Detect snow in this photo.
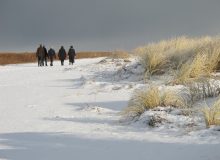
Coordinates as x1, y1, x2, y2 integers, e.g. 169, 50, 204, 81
0, 58, 220, 160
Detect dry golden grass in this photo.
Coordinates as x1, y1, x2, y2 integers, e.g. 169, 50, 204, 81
137, 86, 161, 109
75, 51, 113, 59
135, 36, 212, 57
109, 50, 131, 60
202, 98, 220, 128
121, 86, 187, 118
135, 36, 220, 78
121, 86, 161, 118
161, 90, 187, 108
0, 52, 36, 65
139, 49, 168, 75
0, 51, 114, 65
173, 54, 211, 84
203, 42, 220, 71
135, 36, 212, 73
173, 41, 220, 84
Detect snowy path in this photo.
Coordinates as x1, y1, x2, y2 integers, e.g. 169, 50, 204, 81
0, 58, 220, 160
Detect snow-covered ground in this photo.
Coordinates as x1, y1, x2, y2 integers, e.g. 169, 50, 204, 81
0, 58, 220, 160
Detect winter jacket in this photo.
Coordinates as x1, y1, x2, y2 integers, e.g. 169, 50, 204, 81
58, 47, 66, 60
68, 48, 76, 58
43, 46, 48, 58
48, 48, 56, 58
36, 46, 45, 58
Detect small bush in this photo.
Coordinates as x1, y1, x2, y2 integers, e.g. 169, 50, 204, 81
202, 98, 220, 128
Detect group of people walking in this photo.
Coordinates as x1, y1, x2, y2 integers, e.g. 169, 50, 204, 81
36, 45, 76, 66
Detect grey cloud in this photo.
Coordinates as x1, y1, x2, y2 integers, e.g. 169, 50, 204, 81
0, 0, 220, 51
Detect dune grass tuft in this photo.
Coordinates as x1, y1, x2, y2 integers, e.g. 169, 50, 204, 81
135, 36, 213, 76
202, 98, 220, 128
173, 53, 210, 84
135, 36, 220, 82
121, 86, 187, 118
139, 49, 168, 76
173, 41, 220, 84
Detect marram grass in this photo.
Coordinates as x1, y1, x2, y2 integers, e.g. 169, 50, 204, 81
121, 86, 187, 118
202, 98, 220, 128
136, 36, 220, 83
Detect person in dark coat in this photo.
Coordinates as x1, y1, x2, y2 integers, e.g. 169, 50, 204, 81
48, 47, 56, 66
43, 45, 48, 66
36, 44, 45, 66
68, 46, 76, 65
58, 46, 66, 66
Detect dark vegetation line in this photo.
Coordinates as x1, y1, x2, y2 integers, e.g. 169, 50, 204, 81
0, 52, 113, 65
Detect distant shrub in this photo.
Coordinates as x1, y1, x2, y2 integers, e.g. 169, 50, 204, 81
0, 51, 114, 65
109, 50, 131, 60
0, 53, 36, 65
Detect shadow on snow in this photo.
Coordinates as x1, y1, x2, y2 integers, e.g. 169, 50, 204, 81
0, 132, 219, 160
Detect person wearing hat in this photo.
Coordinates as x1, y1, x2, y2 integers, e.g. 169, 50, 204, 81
68, 45, 76, 65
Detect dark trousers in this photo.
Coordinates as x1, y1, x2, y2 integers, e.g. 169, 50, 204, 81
38, 57, 44, 66
69, 57, 74, 65
38, 57, 40, 66
45, 57, 48, 66
61, 60, 64, 66
49, 57, 54, 66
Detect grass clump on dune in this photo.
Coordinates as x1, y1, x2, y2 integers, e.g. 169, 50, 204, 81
173, 53, 210, 84
202, 98, 220, 128
135, 36, 220, 82
121, 86, 187, 118
139, 48, 168, 75
135, 36, 213, 76
173, 41, 220, 84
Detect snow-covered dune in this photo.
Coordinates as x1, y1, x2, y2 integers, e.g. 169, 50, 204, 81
0, 58, 220, 160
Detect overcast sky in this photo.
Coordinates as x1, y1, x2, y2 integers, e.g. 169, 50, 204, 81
0, 0, 220, 52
